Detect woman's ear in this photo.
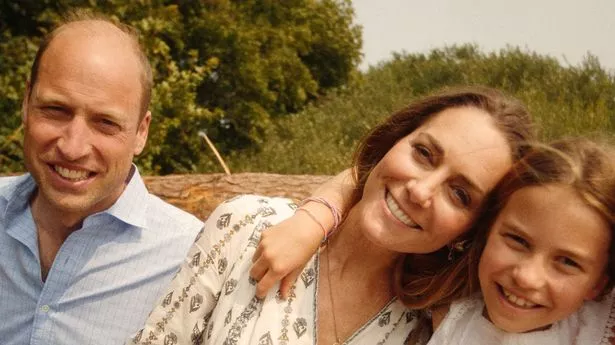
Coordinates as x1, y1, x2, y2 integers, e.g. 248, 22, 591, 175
585, 275, 608, 301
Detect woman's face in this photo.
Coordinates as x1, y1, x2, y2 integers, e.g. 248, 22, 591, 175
355, 106, 513, 254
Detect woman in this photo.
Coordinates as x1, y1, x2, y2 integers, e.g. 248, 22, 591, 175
129, 86, 533, 344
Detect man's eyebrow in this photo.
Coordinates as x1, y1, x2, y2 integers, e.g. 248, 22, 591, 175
34, 92, 68, 105
418, 132, 485, 196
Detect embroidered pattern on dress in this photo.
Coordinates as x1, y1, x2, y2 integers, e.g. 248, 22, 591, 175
258, 332, 274, 345
189, 294, 203, 312
223, 296, 263, 345
376, 310, 418, 345
279, 286, 298, 345
293, 317, 308, 338
135, 205, 276, 343
300, 267, 316, 288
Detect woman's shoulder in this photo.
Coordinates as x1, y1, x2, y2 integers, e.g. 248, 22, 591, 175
210, 194, 297, 221
201, 195, 298, 248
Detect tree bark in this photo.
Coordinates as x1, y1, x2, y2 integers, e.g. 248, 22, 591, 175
143, 173, 331, 220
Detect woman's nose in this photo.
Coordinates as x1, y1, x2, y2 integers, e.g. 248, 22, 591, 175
407, 169, 447, 208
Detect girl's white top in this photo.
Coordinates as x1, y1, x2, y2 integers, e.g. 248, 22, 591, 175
427, 292, 615, 345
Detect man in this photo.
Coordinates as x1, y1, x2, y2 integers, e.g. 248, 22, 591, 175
0, 11, 203, 345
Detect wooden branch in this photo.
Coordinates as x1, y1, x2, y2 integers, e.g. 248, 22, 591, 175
143, 173, 331, 220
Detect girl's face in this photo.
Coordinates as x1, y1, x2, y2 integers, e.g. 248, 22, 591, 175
355, 106, 512, 254
479, 184, 611, 333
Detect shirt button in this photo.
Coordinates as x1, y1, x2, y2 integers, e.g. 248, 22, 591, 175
40, 305, 50, 313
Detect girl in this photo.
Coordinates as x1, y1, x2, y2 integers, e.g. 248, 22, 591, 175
129, 86, 533, 345
425, 138, 615, 344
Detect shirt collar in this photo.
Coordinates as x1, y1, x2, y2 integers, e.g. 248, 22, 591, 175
0, 174, 37, 221
0, 165, 150, 230
102, 164, 149, 229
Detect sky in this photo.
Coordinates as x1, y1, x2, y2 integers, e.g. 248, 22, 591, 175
351, 0, 615, 72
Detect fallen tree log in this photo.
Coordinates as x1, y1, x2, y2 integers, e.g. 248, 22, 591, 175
143, 173, 331, 220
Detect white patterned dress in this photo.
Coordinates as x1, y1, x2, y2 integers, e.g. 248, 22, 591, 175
129, 195, 418, 345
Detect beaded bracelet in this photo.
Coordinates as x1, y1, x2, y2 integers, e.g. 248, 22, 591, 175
299, 196, 342, 240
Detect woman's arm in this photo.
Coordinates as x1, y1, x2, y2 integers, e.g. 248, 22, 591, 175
250, 169, 355, 298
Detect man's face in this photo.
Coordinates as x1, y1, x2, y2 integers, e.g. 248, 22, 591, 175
22, 23, 151, 222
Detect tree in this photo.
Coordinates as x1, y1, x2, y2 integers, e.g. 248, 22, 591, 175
0, 0, 362, 174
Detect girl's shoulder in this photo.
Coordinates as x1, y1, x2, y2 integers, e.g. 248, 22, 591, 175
576, 289, 615, 345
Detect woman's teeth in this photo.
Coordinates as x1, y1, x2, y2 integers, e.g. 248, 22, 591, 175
386, 192, 420, 228
54, 165, 89, 181
502, 287, 537, 308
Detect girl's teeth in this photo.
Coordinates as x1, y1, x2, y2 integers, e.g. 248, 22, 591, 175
54, 165, 89, 181
502, 288, 537, 308
386, 192, 420, 228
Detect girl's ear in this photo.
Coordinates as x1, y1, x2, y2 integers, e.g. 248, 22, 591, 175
585, 275, 608, 301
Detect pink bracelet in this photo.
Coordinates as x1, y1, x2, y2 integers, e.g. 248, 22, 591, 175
295, 208, 328, 241
300, 197, 342, 239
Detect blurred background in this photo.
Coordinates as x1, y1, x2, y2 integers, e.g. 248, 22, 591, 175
1, 0, 613, 176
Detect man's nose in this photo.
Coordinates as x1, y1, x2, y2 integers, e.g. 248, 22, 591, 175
56, 118, 92, 161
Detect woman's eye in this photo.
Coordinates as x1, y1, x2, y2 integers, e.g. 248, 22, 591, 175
451, 186, 471, 207
412, 144, 433, 164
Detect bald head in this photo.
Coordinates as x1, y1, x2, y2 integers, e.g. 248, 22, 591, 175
28, 12, 152, 118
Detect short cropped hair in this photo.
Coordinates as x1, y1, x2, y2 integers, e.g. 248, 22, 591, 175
28, 9, 153, 119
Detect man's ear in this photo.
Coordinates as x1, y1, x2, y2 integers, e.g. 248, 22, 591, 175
22, 81, 31, 124
585, 274, 608, 301
134, 110, 151, 155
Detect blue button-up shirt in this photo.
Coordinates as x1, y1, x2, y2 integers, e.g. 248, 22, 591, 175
0, 168, 204, 345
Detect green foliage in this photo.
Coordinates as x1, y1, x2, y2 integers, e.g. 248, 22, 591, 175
231, 45, 615, 174
0, 0, 362, 174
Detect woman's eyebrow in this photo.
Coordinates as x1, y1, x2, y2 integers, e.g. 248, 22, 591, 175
458, 175, 485, 196
419, 132, 485, 196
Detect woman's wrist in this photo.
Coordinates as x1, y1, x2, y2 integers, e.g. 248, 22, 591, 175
297, 198, 340, 241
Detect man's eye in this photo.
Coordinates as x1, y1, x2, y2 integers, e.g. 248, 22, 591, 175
101, 119, 118, 127
43, 106, 65, 114
96, 118, 122, 134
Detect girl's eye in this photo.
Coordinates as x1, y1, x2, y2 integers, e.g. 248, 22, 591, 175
558, 256, 581, 270
504, 233, 529, 249
450, 186, 471, 207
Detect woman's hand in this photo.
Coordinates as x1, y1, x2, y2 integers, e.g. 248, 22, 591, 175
250, 169, 355, 299
250, 210, 324, 299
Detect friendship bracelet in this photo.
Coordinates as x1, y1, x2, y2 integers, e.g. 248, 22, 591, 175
300, 196, 342, 239
295, 208, 328, 241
